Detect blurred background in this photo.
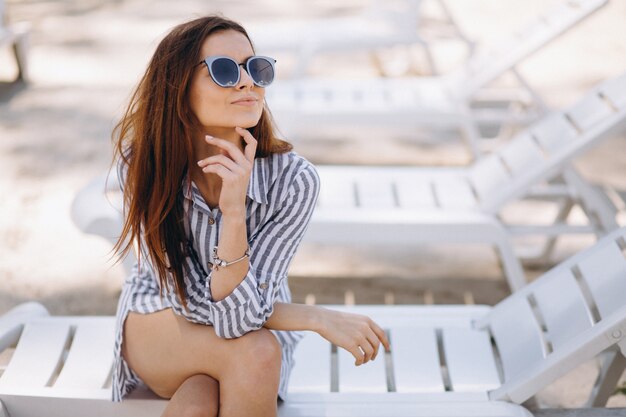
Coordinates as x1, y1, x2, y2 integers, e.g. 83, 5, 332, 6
1, 0, 625, 407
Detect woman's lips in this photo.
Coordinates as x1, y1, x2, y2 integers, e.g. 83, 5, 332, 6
232, 99, 258, 107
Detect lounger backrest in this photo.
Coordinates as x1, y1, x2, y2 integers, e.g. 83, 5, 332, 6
467, 71, 626, 214
448, 0, 608, 98
477, 226, 626, 403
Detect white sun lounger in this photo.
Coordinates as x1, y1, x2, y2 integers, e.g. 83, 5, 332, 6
0, 0, 29, 82
248, 0, 474, 78
1, 227, 625, 416
70, 71, 626, 292
264, 0, 608, 159
304, 71, 626, 291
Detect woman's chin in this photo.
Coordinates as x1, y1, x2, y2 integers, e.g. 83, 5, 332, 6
231, 117, 260, 129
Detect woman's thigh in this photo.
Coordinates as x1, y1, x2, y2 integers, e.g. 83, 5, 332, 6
121, 307, 280, 398
122, 308, 223, 397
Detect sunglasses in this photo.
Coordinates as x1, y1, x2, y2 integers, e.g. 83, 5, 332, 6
197, 55, 276, 88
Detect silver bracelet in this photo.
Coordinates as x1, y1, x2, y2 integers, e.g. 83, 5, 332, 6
211, 246, 250, 271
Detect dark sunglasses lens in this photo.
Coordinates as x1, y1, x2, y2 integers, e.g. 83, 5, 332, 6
248, 58, 274, 86
210, 58, 239, 87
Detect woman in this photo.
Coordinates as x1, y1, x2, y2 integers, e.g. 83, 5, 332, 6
110, 15, 390, 417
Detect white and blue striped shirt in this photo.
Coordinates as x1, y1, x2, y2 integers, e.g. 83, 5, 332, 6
111, 150, 320, 402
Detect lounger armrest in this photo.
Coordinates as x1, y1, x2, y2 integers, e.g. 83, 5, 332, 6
70, 172, 123, 242
0, 302, 49, 351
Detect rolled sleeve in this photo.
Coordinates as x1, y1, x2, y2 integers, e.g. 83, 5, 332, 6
205, 164, 320, 339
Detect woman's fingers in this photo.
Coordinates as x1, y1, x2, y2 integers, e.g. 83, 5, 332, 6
365, 329, 381, 361
235, 126, 258, 163
198, 154, 243, 174
351, 345, 366, 366
370, 320, 391, 352
205, 135, 249, 168
359, 338, 375, 364
199, 163, 234, 181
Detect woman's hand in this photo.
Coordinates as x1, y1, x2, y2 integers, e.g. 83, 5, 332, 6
196, 126, 257, 217
316, 308, 391, 366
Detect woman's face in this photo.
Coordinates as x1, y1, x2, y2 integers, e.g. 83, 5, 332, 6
189, 29, 265, 132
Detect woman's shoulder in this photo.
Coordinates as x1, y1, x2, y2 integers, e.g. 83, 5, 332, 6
263, 150, 319, 188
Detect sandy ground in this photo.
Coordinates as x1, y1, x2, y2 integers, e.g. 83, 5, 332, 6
1, 0, 625, 409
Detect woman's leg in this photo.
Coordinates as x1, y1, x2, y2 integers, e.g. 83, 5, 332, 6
161, 374, 219, 417
122, 308, 282, 417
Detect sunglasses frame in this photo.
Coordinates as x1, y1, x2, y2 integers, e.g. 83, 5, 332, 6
196, 55, 277, 88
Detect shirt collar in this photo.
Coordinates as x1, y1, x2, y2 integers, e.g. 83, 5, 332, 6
182, 157, 269, 205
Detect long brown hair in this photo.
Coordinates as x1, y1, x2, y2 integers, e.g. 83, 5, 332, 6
110, 15, 292, 312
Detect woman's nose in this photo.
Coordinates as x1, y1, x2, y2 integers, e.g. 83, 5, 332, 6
237, 65, 254, 89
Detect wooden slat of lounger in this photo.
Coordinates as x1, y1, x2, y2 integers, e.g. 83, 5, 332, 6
443, 328, 500, 392
359, 87, 387, 111
498, 133, 546, 177
288, 331, 331, 393
531, 114, 578, 155
390, 327, 444, 393
389, 88, 417, 108
602, 73, 626, 109
468, 154, 511, 205
394, 176, 437, 209
577, 238, 626, 319
316, 168, 356, 209
566, 92, 614, 132
488, 297, 546, 381
300, 88, 328, 111
355, 173, 396, 209
338, 339, 387, 393
54, 319, 115, 389
0, 321, 70, 388
434, 177, 477, 209
532, 269, 593, 350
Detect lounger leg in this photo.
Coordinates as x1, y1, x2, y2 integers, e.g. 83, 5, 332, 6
459, 106, 482, 161
0, 401, 9, 417
562, 167, 618, 236
585, 347, 626, 407
510, 67, 549, 115
421, 42, 438, 75
493, 232, 526, 292
10, 22, 30, 82
522, 198, 575, 267
13, 37, 28, 81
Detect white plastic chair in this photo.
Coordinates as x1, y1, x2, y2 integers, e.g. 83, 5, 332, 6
0, 0, 29, 82
1, 227, 625, 416
305, 71, 626, 292
264, 0, 609, 159
248, 0, 474, 78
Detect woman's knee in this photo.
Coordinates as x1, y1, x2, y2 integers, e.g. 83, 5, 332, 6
231, 328, 282, 373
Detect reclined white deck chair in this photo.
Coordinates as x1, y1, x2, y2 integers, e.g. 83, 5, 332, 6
305, 71, 626, 292
1, 227, 625, 416
70, 71, 626, 293
248, 0, 473, 78
0, 0, 29, 82
264, 0, 608, 159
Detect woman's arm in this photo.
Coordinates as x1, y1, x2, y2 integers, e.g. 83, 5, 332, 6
264, 302, 391, 366
198, 129, 255, 301
195, 128, 321, 339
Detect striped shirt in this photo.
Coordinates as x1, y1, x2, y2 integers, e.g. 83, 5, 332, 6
111, 150, 320, 402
